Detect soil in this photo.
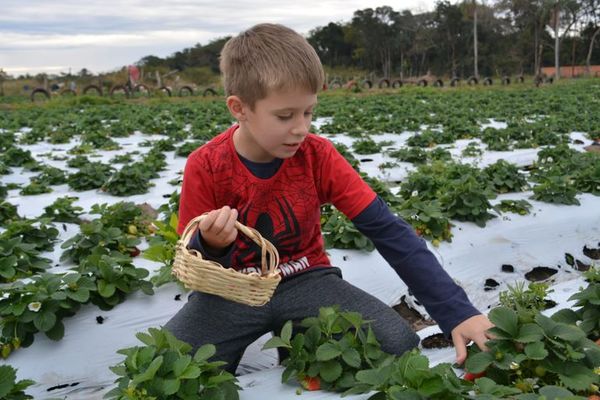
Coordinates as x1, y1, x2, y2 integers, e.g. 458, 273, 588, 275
501, 264, 514, 273
525, 266, 558, 282
421, 333, 454, 349
583, 245, 600, 260
393, 299, 436, 332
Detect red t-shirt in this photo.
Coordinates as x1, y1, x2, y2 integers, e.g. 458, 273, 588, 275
177, 125, 376, 277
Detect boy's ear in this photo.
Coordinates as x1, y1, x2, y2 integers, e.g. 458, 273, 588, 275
226, 96, 247, 121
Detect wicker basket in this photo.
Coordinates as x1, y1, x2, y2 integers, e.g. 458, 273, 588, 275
172, 214, 281, 306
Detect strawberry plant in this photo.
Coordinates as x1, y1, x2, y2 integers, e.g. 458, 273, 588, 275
20, 180, 52, 196
75, 253, 153, 310
90, 201, 156, 237
158, 191, 181, 223
110, 153, 135, 164
60, 220, 141, 264
573, 157, 600, 196
106, 327, 239, 400
440, 176, 497, 227
349, 348, 472, 399
333, 142, 360, 171
465, 306, 600, 397
483, 160, 528, 193
0, 237, 51, 283
0, 364, 35, 399
175, 141, 204, 158
67, 162, 114, 191
42, 196, 83, 223
352, 138, 383, 155
32, 165, 67, 186
102, 164, 154, 196
144, 214, 179, 287
0, 201, 20, 226
263, 306, 392, 392
321, 207, 374, 251
1, 147, 35, 167
66, 155, 91, 169
531, 176, 580, 205
388, 147, 429, 164
496, 199, 532, 215
0, 218, 59, 252
462, 142, 484, 157
0, 272, 95, 357
397, 197, 453, 245
139, 148, 168, 175
554, 266, 600, 341
0, 184, 8, 201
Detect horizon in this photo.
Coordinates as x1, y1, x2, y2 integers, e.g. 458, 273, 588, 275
0, 1, 436, 78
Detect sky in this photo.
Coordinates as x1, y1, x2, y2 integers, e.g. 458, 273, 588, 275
0, 1, 436, 77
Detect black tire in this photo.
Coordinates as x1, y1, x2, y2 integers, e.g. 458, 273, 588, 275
202, 88, 217, 97
501, 76, 510, 85
179, 85, 194, 96
450, 78, 460, 87
417, 79, 428, 87
391, 79, 403, 88
158, 86, 172, 96
483, 77, 493, 85
60, 89, 77, 96
467, 76, 478, 85
361, 80, 373, 89
109, 84, 130, 98
329, 80, 342, 89
377, 78, 390, 89
83, 84, 103, 96
132, 84, 151, 96
433, 79, 443, 87
517, 75, 524, 83
30, 88, 50, 102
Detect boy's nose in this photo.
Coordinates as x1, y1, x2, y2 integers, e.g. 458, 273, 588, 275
291, 120, 309, 136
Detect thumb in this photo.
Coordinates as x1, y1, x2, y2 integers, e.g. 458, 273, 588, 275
452, 331, 468, 365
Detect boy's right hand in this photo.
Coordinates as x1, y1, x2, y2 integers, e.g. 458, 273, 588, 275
198, 206, 238, 251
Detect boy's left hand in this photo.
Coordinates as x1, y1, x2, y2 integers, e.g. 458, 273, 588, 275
450, 314, 494, 365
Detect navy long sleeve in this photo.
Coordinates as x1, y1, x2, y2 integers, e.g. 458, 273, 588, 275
351, 196, 481, 335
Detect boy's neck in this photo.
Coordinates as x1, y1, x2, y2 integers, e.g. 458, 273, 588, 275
232, 124, 276, 163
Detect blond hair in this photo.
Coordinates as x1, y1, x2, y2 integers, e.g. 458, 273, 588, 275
220, 23, 324, 108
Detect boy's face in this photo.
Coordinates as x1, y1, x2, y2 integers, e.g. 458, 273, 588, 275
231, 87, 317, 163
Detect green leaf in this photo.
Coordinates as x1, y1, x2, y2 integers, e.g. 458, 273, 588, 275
516, 323, 544, 343
131, 355, 163, 384
179, 365, 201, 380
319, 360, 342, 382
524, 342, 548, 360
316, 342, 342, 361
355, 368, 387, 386
97, 280, 116, 298
262, 336, 290, 350
280, 320, 292, 344
341, 348, 361, 368
162, 378, 181, 395
34, 310, 57, 332
0, 365, 17, 398
464, 351, 494, 374
45, 320, 65, 341
488, 306, 518, 337
173, 355, 192, 377
67, 288, 90, 303
136, 331, 155, 347
193, 344, 216, 363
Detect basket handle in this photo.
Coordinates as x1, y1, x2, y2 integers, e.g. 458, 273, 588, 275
179, 214, 280, 276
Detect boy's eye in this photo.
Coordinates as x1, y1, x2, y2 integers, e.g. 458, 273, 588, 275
277, 114, 293, 120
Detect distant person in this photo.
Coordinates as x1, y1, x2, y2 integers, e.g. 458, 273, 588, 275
166, 23, 494, 374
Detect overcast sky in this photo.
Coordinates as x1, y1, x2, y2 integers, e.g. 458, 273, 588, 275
1, 0, 436, 77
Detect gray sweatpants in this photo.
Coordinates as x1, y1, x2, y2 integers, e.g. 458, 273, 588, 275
164, 267, 419, 374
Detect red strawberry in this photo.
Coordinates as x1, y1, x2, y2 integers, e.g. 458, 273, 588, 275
463, 371, 486, 381
129, 247, 141, 257
301, 376, 321, 391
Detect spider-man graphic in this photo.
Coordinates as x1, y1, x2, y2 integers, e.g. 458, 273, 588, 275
234, 197, 303, 267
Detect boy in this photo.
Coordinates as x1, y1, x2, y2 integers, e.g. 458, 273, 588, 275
166, 23, 493, 375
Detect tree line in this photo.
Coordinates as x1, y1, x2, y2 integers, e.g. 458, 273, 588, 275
138, 1, 600, 81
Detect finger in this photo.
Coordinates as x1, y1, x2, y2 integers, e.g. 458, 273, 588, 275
219, 208, 238, 241
212, 206, 233, 235
473, 334, 490, 353
199, 210, 218, 232
452, 332, 468, 365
